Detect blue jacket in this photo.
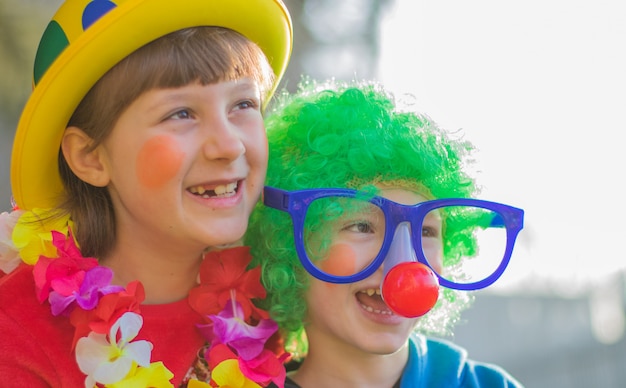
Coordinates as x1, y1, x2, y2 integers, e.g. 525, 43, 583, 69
283, 334, 523, 387
400, 334, 523, 387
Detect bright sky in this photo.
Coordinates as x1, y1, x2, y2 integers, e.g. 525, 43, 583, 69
379, 0, 626, 295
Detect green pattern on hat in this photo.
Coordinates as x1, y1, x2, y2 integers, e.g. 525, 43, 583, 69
33, 21, 69, 86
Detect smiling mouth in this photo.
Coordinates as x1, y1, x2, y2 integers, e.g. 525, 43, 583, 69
188, 182, 239, 198
357, 288, 394, 315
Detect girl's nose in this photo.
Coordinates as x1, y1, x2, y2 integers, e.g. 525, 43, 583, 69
201, 116, 245, 161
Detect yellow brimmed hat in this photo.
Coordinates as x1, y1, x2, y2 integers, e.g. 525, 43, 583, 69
11, 0, 292, 211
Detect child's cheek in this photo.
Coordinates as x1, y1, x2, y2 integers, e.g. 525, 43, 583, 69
320, 243, 358, 284
136, 135, 184, 189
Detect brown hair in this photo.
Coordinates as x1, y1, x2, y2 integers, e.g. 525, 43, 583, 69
59, 26, 274, 259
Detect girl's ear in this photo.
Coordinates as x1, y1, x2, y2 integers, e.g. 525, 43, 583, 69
61, 127, 110, 187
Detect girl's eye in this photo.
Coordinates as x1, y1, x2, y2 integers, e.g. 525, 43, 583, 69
169, 109, 192, 120
235, 99, 259, 111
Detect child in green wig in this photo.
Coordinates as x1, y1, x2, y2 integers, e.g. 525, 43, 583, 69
245, 79, 525, 387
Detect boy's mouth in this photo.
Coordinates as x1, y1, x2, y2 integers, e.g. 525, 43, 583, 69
356, 288, 394, 315
188, 182, 238, 198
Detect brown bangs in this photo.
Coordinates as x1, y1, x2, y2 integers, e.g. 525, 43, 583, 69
68, 26, 274, 144
130, 26, 274, 93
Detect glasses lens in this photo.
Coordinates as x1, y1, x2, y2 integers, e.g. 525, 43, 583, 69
303, 195, 385, 277
425, 205, 507, 284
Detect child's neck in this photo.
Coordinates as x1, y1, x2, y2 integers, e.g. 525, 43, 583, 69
292, 339, 409, 388
100, 243, 203, 305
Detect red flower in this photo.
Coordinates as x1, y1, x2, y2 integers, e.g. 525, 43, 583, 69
188, 247, 268, 321
69, 281, 145, 349
206, 343, 237, 367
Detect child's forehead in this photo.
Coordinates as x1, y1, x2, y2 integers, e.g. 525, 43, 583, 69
351, 178, 435, 201
376, 187, 431, 206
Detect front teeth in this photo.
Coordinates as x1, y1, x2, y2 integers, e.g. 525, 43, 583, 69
360, 288, 381, 296
214, 182, 237, 195
189, 182, 237, 198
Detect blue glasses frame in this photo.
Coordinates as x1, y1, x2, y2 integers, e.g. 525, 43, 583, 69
263, 186, 525, 290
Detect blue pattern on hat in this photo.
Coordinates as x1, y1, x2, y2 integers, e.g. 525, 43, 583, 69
83, 0, 117, 30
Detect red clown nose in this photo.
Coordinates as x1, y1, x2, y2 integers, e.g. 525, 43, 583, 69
382, 262, 439, 317
380, 222, 440, 317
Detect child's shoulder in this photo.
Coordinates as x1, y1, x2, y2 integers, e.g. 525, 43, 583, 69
0, 264, 35, 302
0, 264, 67, 330
0, 264, 82, 385
407, 334, 524, 387
0, 264, 49, 321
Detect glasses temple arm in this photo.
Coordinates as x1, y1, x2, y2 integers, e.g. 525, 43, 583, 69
263, 186, 289, 211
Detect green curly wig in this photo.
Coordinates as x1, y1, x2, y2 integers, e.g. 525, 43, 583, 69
246, 79, 480, 357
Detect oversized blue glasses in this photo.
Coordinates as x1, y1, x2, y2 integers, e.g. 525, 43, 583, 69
263, 186, 525, 290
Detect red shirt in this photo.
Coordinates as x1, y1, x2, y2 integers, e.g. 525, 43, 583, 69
0, 264, 206, 387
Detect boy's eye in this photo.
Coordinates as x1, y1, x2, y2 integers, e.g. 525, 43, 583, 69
343, 221, 375, 234
422, 225, 440, 238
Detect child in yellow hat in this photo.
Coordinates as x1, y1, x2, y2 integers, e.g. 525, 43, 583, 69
0, 0, 292, 387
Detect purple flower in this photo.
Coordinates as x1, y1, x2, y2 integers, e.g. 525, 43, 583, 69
198, 300, 278, 360
49, 266, 124, 316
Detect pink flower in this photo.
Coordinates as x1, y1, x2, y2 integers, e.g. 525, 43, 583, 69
32, 230, 123, 316
206, 344, 287, 388
33, 230, 99, 303
239, 349, 288, 388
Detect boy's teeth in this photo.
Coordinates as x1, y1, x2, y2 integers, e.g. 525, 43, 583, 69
360, 303, 393, 315
361, 288, 381, 296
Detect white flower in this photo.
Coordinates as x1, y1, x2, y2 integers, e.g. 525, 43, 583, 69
76, 312, 153, 387
0, 210, 24, 273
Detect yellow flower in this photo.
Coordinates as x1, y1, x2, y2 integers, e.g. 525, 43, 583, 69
211, 359, 261, 388
106, 362, 174, 388
188, 379, 212, 388
12, 208, 71, 264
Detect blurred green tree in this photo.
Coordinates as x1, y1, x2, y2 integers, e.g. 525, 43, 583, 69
0, 1, 60, 129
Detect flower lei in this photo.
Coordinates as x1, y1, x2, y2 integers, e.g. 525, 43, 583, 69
0, 207, 288, 388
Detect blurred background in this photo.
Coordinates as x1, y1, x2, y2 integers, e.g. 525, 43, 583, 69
1, 1, 625, 386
